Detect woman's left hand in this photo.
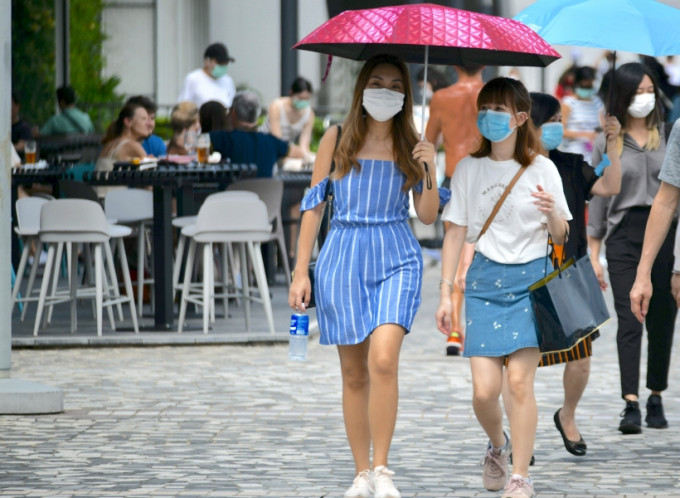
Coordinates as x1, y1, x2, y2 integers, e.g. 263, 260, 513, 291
531, 184, 556, 215
412, 141, 436, 170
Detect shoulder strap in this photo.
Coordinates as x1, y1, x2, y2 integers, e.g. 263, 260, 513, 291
477, 165, 528, 241
61, 109, 87, 133
664, 121, 673, 144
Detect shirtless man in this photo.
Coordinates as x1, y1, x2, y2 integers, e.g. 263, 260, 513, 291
426, 64, 484, 355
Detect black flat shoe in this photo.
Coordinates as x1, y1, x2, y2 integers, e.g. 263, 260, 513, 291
554, 408, 587, 456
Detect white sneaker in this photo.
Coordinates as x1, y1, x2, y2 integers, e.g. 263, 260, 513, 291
344, 469, 373, 498
373, 465, 401, 498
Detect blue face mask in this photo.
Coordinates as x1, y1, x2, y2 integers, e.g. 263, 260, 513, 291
211, 64, 229, 79
541, 122, 564, 150
477, 109, 516, 142
292, 98, 310, 110
575, 87, 594, 100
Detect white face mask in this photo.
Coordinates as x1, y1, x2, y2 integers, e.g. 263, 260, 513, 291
628, 93, 656, 118
362, 88, 405, 122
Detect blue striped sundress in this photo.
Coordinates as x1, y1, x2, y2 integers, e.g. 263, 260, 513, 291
300, 159, 423, 345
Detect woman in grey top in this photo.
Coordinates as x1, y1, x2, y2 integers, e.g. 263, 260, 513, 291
587, 62, 677, 435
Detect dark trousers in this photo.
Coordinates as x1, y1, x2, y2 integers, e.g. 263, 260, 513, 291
606, 207, 677, 398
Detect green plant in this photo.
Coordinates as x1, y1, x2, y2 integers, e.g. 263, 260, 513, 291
11, 0, 56, 127
11, 0, 122, 132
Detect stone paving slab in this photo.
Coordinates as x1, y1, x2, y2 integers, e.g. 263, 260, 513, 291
2, 263, 680, 496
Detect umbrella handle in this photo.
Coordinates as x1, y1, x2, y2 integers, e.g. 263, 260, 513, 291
421, 46, 432, 190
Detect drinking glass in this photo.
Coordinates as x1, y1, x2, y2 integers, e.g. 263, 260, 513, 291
196, 133, 211, 164
184, 130, 197, 155
24, 140, 37, 164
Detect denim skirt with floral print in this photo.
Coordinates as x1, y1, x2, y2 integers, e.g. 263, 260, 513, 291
463, 252, 547, 358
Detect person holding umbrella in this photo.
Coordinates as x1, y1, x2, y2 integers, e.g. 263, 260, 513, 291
436, 77, 571, 497
289, 54, 439, 498
588, 62, 677, 435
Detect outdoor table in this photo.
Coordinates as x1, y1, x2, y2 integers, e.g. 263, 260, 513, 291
81, 161, 257, 330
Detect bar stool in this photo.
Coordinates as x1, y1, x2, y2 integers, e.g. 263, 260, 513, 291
33, 199, 139, 336
177, 197, 275, 334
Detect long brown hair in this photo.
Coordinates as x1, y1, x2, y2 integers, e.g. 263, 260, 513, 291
334, 55, 421, 191
102, 102, 144, 145
471, 77, 543, 166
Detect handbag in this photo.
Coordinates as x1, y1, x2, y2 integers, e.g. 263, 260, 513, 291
306, 125, 342, 308
529, 240, 610, 353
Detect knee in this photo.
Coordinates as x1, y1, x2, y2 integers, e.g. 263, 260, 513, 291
473, 385, 500, 406
565, 357, 590, 377
505, 373, 534, 403
369, 352, 398, 380
342, 364, 370, 391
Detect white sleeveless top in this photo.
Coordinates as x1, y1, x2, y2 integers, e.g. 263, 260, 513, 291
259, 99, 311, 142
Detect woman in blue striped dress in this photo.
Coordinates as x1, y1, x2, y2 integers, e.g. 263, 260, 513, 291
289, 55, 440, 498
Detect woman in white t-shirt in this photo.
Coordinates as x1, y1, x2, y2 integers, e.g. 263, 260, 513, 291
435, 77, 571, 498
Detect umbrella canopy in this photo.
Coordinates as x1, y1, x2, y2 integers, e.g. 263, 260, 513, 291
294, 3, 561, 67
514, 0, 680, 56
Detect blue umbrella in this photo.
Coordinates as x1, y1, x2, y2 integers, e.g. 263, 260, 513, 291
514, 0, 680, 56
514, 0, 680, 174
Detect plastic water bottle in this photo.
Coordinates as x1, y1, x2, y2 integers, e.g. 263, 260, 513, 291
289, 311, 309, 361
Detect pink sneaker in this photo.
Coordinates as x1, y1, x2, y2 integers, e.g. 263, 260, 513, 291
343, 469, 373, 498
501, 474, 536, 498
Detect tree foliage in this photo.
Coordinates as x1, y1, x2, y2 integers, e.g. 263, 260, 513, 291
11, 0, 121, 131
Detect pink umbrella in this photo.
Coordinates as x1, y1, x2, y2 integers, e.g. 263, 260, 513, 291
294, 3, 560, 138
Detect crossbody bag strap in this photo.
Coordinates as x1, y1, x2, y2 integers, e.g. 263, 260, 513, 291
477, 165, 528, 242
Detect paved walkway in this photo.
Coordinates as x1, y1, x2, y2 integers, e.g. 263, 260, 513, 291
3, 262, 680, 496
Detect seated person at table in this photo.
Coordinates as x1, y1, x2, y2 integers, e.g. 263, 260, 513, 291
209, 91, 304, 177
96, 102, 149, 171
259, 76, 315, 160
167, 101, 201, 155
199, 100, 229, 133
11, 92, 34, 153
40, 85, 95, 136
126, 95, 167, 157
178, 42, 236, 109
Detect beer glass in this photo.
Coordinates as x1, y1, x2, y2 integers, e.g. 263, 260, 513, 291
24, 140, 37, 164
197, 133, 211, 164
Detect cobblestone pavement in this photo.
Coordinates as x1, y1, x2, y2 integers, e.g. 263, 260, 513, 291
3, 263, 680, 497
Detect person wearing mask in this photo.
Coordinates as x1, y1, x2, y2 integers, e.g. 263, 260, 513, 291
40, 85, 95, 136
126, 95, 167, 157
560, 66, 606, 165
289, 55, 439, 498
210, 91, 305, 177
11, 92, 34, 153
260, 76, 316, 159
520, 92, 621, 458
199, 100, 229, 133
425, 64, 485, 356
167, 102, 201, 156
436, 77, 571, 497
178, 42, 236, 109
588, 62, 678, 435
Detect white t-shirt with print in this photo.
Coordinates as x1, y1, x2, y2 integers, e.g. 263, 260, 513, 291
177, 68, 236, 108
442, 154, 572, 264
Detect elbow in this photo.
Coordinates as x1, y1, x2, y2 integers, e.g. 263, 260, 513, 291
419, 213, 438, 225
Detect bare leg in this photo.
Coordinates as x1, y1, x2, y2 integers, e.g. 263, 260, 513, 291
505, 347, 541, 478
560, 357, 590, 440
338, 341, 371, 474
368, 324, 405, 468
469, 356, 506, 448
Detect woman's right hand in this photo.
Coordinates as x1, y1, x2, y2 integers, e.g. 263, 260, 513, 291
288, 270, 312, 310
435, 296, 453, 336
